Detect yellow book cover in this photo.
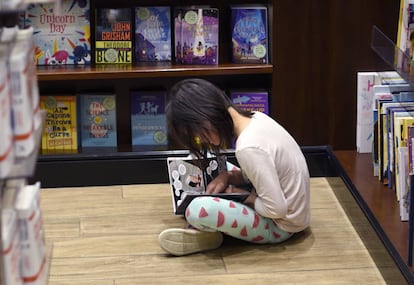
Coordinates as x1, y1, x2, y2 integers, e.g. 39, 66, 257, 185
94, 8, 132, 64
40, 95, 78, 151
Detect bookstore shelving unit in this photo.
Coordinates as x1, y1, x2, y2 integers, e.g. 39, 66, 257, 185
0, 2, 54, 284
33, 0, 275, 187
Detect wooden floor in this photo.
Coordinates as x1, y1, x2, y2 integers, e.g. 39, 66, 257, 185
40, 177, 408, 285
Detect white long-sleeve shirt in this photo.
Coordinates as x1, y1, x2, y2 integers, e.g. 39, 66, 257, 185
235, 112, 311, 233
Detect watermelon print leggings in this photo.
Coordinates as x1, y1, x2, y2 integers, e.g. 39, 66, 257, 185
185, 196, 293, 243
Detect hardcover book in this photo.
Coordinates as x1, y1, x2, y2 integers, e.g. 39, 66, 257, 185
230, 89, 269, 114
95, 8, 132, 64
167, 154, 248, 215
135, 6, 171, 62
23, 0, 91, 65
174, 6, 219, 65
79, 93, 117, 148
40, 95, 78, 151
130, 90, 168, 147
230, 5, 268, 64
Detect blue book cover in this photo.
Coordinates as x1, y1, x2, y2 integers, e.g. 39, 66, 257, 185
174, 6, 219, 65
230, 89, 269, 114
79, 93, 117, 148
135, 6, 171, 62
231, 6, 268, 64
130, 91, 167, 146
23, 0, 91, 65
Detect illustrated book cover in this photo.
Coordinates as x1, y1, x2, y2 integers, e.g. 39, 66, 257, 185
230, 89, 269, 114
135, 6, 171, 62
230, 5, 268, 64
79, 93, 117, 149
40, 95, 78, 151
22, 0, 91, 65
167, 154, 248, 215
95, 7, 132, 64
174, 6, 219, 65
130, 90, 168, 147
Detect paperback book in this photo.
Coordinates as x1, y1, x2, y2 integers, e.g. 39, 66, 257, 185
23, 0, 91, 65
95, 8, 132, 64
40, 95, 78, 151
135, 6, 171, 62
79, 93, 117, 148
231, 5, 268, 64
174, 6, 219, 64
130, 90, 168, 147
167, 154, 248, 215
230, 89, 269, 114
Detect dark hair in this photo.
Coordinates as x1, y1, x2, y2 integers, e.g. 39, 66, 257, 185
166, 78, 251, 157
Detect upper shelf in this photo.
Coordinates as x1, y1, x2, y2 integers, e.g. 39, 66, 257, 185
36, 63, 274, 81
371, 25, 414, 84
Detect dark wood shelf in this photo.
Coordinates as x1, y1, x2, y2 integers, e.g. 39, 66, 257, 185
334, 150, 412, 272
36, 63, 273, 81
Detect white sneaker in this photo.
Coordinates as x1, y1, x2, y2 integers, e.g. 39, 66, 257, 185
158, 228, 223, 256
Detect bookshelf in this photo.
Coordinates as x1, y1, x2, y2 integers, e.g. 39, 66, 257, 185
34, 0, 275, 187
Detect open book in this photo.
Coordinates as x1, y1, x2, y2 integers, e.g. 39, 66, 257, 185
167, 154, 249, 215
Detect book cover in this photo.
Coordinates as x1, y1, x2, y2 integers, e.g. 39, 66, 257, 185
230, 89, 269, 114
95, 8, 132, 64
79, 93, 117, 148
167, 154, 248, 215
356, 72, 381, 153
130, 90, 168, 146
396, 0, 414, 72
23, 0, 91, 65
135, 6, 171, 62
174, 6, 219, 64
231, 5, 268, 64
40, 95, 78, 151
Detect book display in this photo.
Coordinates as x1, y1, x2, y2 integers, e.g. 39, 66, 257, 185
1, 1, 51, 284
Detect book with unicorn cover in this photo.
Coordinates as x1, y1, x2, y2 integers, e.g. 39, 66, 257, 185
22, 0, 91, 65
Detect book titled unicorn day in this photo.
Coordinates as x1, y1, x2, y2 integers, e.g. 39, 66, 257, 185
23, 0, 91, 65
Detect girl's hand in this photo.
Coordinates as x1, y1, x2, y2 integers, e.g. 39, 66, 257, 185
206, 172, 229, 194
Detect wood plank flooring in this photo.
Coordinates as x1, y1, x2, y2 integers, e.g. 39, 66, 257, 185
40, 177, 408, 285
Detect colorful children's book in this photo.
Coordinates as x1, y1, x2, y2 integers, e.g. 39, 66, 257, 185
130, 90, 168, 147
230, 5, 268, 64
135, 6, 171, 62
174, 6, 219, 65
23, 0, 91, 65
396, 0, 414, 72
95, 8, 132, 64
230, 89, 269, 114
40, 95, 78, 151
167, 154, 248, 215
79, 93, 117, 148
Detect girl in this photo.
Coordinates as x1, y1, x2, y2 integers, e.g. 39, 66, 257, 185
159, 78, 311, 256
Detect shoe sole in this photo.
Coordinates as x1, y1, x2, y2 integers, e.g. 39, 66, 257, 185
158, 228, 223, 256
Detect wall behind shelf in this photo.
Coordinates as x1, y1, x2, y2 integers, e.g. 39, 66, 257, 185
272, 0, 399, 150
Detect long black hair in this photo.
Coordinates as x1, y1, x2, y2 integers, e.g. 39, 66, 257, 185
166, 78, 251, 157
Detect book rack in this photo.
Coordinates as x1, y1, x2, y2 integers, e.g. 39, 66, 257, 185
370, 25, 414, 267
0, 2, 54, 284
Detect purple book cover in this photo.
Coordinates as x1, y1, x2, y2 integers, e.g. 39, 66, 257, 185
23, 0, 91, 65
174, 7, 219, 65
230, 90, 269, 114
